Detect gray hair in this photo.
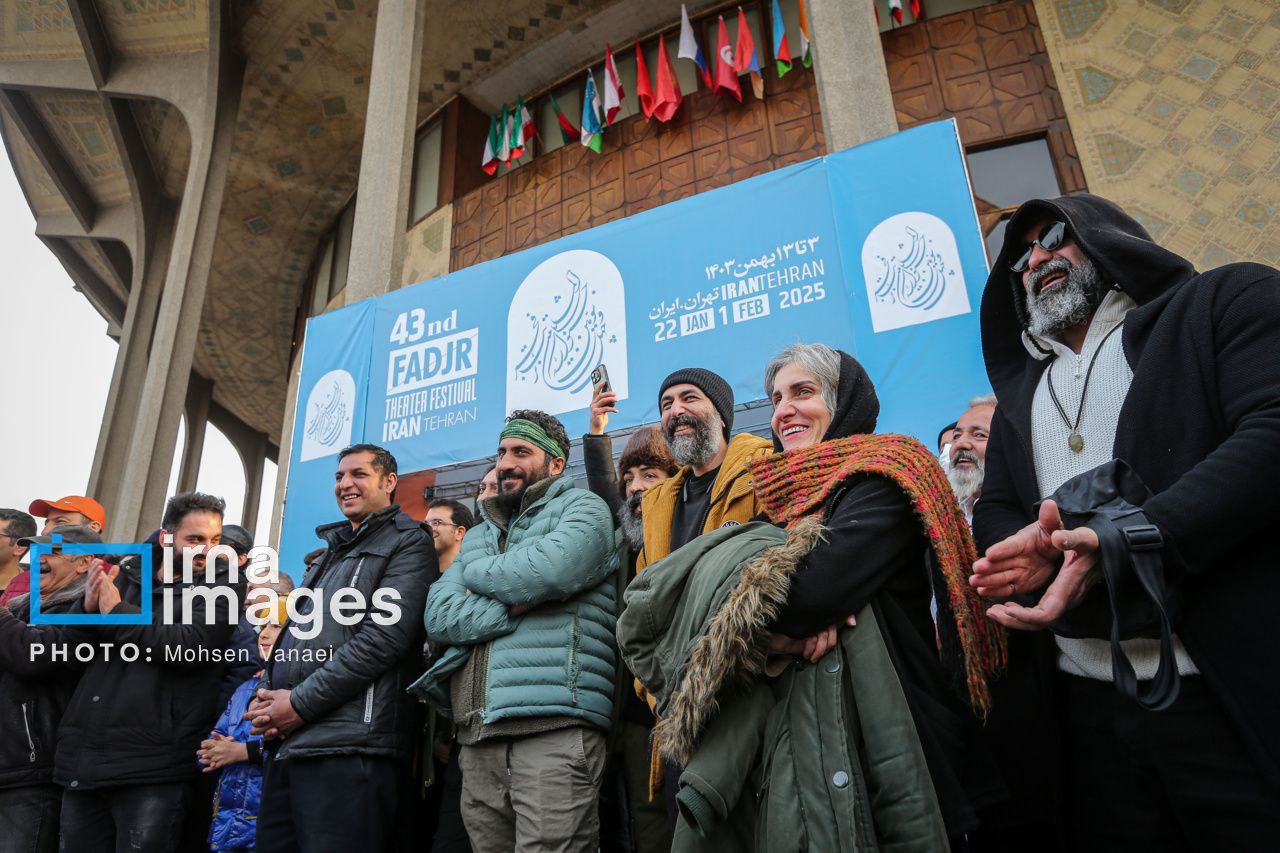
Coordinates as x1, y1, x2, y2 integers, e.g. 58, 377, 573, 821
764, 343, 841, 415
967, 393, 997, 409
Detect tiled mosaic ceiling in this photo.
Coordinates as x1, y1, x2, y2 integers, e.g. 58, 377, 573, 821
1036, 0, 1280, 268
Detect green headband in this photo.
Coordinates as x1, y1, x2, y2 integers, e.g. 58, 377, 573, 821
500, 418, 566, 460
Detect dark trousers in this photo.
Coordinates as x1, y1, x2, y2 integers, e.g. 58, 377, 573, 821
430, 745, 470, 853
0, 785, 60, 853
1063, 674, 1280, 853
254, 754, 397, 853
60, 783, 193, 853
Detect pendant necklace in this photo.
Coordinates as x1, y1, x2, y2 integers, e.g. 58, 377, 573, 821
1045, 323, 1122, 453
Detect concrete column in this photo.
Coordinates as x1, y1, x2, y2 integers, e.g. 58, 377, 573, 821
108, 6, 244, 540
269, 348, 304, 547
176, 372, 213, 494
806, 0, 899, 152
239, 431, 268, 537
344, 0, 427, 304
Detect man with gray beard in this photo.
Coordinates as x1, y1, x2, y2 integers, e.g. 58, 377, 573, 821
945, 394, 996, 527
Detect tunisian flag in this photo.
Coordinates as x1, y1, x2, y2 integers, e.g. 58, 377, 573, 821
713, 16, 741, 102
652, 34, 683, 122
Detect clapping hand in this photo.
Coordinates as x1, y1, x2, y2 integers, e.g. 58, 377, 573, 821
985, 524, 1101, 631
970, 500, 1067, 599
84, 559, 121, 615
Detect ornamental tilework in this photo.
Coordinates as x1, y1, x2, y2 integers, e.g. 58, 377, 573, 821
1036, 0, 1280, 268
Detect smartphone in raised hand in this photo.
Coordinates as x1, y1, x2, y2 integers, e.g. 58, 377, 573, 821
590, 363, 611, 394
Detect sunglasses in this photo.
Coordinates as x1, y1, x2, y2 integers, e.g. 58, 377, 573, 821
1011, 221, 1068, 273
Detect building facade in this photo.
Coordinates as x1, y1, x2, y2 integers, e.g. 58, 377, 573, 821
1, 0, 1275, 538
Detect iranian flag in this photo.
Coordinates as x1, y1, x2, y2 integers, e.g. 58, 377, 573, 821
497, 103, 511, 164
798, 0, 812, 68
889, 0, 904, 24
510, 97, 526, 160
771, 0, 792, 77
635, 40, 655, 120
581, 69, 605, 153
713, 16, 741, 102
652, 34, 683, 122
603, 44, 625, 125
734, 7, 764, 99
481, 112, 499, 175
519, 95, 537, 145
549, 92, 578, 144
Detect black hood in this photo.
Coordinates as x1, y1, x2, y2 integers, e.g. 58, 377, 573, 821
981, 194, 1196, 395
770, 350, 880, 451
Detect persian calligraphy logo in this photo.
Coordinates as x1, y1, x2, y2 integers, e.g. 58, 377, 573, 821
299, 369, 356, 462
507, 249, 628, 417
860, 211, 971, 333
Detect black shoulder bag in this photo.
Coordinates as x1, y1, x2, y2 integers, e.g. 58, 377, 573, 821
1040, 459, 1182, 711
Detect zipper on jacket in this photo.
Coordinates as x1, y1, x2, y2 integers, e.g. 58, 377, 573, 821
20, 702, 36, 763
351, 557, 366, 587
363, 684, 375, 724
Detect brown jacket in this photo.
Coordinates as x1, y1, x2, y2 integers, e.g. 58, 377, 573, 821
636, 433, 773, 571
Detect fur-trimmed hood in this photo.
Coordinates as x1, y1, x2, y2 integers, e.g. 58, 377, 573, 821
616, 518, 824, 764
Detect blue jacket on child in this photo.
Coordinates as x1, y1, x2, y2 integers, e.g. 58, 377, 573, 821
208, 676, 265, 851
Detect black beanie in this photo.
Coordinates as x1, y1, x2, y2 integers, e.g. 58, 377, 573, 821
659, 368, 734, 439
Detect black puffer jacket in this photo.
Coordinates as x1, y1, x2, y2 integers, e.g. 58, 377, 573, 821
53, 548, 242, 789
264, 505, 438, 761
0, 597, 82, 790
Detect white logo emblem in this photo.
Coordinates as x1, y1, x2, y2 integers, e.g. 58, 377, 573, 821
507, 249, 629, 417
861, 211, 970, 333
300, 369, 355, 462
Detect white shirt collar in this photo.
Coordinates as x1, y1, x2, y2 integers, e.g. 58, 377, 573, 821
1021, 288, 1138, 362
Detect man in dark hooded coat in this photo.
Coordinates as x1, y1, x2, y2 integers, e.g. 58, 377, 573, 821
971, 193, 1280, 850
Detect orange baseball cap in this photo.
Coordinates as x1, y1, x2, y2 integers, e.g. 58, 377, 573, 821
28, 496, 107, 529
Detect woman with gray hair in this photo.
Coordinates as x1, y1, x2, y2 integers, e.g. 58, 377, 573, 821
751, 342, 1007, 844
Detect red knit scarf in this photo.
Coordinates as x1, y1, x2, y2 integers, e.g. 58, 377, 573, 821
750, 433, 1006, 715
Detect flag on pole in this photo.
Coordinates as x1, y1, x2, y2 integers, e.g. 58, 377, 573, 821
519, 95, 537, 143
549, 92, 578, 144
713, 16, 742, 102
497, 103, 511, 164
910, 0, 924, 20
510, 96, 527, 160
481, 112, 499, 175
771, 0, 793, 77
798, 0, 812, 68
652, 34, 683, 122
889, 0, 903, 24
603, 45, 625, 125
635, 40, 655, 120
581, 69, 605, 153
734, 8, 764, 99
678, 4, 712, 87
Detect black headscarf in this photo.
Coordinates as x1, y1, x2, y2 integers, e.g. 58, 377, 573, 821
771, 349, 880, 451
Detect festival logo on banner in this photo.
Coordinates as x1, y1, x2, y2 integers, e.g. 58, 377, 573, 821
299, 369, 356, 461
860, 211, 970, 333
506, 249, 629, 416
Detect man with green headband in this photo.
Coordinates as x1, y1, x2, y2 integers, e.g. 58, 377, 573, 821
418, 409, 623, 851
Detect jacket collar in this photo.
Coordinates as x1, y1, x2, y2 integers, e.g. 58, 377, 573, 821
481, 475, 568, 533
315, 503, 400, 548
1020, 289, 1137, 362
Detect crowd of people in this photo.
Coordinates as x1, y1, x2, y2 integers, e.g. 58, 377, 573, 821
1, 192, 1278, 852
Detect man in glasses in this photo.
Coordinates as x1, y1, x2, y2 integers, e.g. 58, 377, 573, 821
425, 499, 474, 572
971, 194, 1280, 849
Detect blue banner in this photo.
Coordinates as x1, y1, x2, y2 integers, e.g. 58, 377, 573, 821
280, 119, 991, 569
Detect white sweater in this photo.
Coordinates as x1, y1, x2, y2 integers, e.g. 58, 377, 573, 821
1025, 290, 1199, 681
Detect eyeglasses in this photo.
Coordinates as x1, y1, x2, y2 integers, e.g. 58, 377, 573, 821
426, 519, 458, 529
1011, 221, 1068, 273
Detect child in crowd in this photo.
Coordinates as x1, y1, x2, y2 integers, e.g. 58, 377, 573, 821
200, 600, 288, 852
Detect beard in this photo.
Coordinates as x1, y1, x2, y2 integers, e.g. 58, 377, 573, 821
1025, 255, 1106, 338
664, 413, 720, 468
496, 461, 551, 511
947, 448, 985, 502
616, 493, 646, 551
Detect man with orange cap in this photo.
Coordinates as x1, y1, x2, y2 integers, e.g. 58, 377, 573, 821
0, 497, 107, 607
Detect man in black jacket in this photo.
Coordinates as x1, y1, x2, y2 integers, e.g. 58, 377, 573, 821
971, 194, 1280, 850
49, 492, 238, 852
250, 443, 437, 853
0, 524, 99, 853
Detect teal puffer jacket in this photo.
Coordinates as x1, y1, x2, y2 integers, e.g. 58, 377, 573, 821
418, 476, 622, 729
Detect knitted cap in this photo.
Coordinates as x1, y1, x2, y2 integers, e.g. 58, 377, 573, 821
617, 426, 680, 497
658, 368, 734, 439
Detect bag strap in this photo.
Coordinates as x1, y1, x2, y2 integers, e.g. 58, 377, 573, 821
1085, 509, 1180, 711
